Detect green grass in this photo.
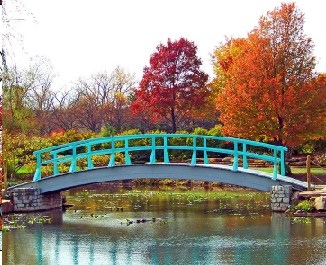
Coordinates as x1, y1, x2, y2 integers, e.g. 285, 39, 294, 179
17, 167, 34, 174
254, 167, 326, 175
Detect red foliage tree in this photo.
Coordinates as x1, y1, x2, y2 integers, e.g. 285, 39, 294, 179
212, 3, 326, 147
132, 38, 209, 132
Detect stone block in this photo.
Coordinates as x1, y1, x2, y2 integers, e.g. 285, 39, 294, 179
314, 196, 326, 211
283, 185, 292, 194
277, 198, 283, 202
283, 198, 290, 203
278, 194, 285, 198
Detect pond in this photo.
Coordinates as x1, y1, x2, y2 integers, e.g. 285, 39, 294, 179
2, 183, 326, 265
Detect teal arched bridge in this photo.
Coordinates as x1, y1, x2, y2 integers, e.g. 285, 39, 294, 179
11, 134, 308, 193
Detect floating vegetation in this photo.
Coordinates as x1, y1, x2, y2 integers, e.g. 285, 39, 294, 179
122, 217, 170, 226
3, 214, 52, 232
291, 217, 312, 224
64, 188, 270, 216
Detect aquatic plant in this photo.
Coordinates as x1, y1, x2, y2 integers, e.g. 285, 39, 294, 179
291, 217, 312, 224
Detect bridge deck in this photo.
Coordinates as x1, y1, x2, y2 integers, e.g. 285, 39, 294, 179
9, 164, 308, 193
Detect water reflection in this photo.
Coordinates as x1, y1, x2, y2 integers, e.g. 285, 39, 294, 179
3, 186, 326, 265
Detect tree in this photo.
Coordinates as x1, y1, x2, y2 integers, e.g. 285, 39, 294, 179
212, 3, 325, 147
50, 90, 79, 131
63, 67, 135, 132
2, 57, 55, 134
132, 38, 209, 133
2, 66, 34, 133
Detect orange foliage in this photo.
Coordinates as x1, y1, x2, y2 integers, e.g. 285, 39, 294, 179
213, 3, 326, 147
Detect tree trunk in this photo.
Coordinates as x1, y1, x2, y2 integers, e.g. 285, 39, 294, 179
171, 108, 177, 133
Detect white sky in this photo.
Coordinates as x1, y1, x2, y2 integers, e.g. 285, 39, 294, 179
3, 0, 326, 89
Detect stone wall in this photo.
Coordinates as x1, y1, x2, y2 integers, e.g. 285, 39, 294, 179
271, 185, 292, 212
11, 188, 62, 212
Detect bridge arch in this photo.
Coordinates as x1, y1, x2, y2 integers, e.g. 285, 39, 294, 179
12, 164, 307, 193
8, 134, 308, 194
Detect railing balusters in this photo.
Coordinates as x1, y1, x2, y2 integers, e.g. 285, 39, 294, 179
108, 138, 115, 167
281, 150, 285, 176
69, 145, 77, 173
191, 136, 197, 165
150, 136, 156, 164
87, 145, 94, 169
33, 153, 42, 181
125, 139, 132, 165
242, 143, 248, 169
232, 141, 238, 171
32, 134, 288, 182
164, 136, 169, 163
204, 137, 209, 164
53, 152, 59, 175
273, 149, 277, 180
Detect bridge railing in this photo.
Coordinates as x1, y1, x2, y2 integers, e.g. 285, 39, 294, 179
33, 134, 288, 181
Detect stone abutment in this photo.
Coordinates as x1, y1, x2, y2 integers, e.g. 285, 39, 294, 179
10, 188, 62, 212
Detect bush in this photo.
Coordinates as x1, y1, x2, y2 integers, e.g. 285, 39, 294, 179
207, 125, 223, 137
295, 200, 314, 212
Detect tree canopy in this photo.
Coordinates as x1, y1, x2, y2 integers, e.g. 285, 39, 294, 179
211, 3, 325, 147
132, 38, 210, 133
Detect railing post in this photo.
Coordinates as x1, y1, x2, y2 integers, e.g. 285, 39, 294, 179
204, 137, 209, 164
33, 153, 42, 181
164, 136, 169, 163
232, 141, 238, 171
306, 155, 311, 191
87, 145, 94, 169
281, 149, 285, 176
125, 139, 132, 165
109, 138, 115, 167
69, 145, 77, 173
191, 136, 197, 165
273, 149, 277, 180
53, 152, 59, 175
150, 136, 156, 164
242, 143, 248, 169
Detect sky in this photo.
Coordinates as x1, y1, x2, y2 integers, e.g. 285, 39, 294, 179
3, 0, 326, 89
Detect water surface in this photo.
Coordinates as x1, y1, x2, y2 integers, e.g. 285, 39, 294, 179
3, 184, 326, 265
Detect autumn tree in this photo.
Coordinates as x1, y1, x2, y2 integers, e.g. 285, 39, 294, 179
132, 38, 209, 133
66, 67, 135, 132
212, 3, 325, 147
50, 90, 79, 131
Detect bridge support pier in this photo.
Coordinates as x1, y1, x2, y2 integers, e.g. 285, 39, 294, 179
270, 185, 292, 212
10, 188, 62, 212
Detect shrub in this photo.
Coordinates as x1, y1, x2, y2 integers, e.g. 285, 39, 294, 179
295, 200, 314, 212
